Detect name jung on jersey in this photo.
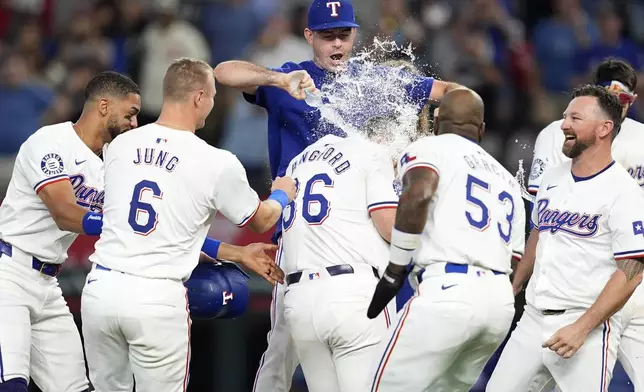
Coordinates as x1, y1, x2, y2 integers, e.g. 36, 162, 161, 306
536, 198, 601, 237
133, 147, 180, 173
289, 144, 350, 174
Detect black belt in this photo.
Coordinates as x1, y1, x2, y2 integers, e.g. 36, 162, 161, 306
542, 309, 566, 316
286, 264, 379, 286
0, 240, 61, 277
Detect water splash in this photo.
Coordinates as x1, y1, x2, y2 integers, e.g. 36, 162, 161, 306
515, 159, 535, 202
308, 37, 431, 159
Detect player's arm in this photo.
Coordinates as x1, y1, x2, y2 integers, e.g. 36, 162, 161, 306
214, 61, 315, 99
213, 156, 296, 234
428, 80, 463, 102
544, 191, 644, 359
367, 166, 439, 319
38, 181, 103, 235
511, 228, 538, 295
366, 148, 400, 242
200, 239, 284, 285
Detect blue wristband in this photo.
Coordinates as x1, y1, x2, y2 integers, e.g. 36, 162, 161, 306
268, 189, 289, 210
82, 211, 103, 236
201, 237, 221, 259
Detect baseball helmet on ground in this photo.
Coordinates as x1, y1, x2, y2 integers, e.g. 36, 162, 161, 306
184, 261, 251, 320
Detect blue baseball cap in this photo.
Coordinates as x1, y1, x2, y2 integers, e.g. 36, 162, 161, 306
308, 0, 360, 31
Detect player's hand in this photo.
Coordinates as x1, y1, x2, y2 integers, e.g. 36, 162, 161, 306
271, 176, 297, 202
239, 242, 284, 286
542, 322, 590, 359
278, 71, 317, 100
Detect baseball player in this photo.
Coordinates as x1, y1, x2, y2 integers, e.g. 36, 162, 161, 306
280, 133, 398, 392
515, 59, 644, 391
487, 85, 644, 391
80, 58, 295, 392
214, 1, 462, 389
0, 71, 141, 392
366, 88, 525, 392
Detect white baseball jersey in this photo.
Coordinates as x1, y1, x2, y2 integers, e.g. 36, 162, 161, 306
527, 160, 644, 310
397, 134, 526, 274
528, 117, 644, 193
90, 123, 261, 281
281, 134, 398, 274
0, 121, 104, 264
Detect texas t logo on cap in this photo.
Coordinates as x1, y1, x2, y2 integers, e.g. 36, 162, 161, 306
308, 0, 360, 31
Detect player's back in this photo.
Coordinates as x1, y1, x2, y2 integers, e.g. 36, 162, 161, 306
399, 134, 525, 273
281, 135, 398, 274
91, 124, 249, 281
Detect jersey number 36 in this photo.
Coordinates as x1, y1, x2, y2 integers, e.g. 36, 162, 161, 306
465, 174, 514, 244
282, 173, 334, 230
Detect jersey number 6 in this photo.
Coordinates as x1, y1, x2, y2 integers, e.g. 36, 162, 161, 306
283, 173, 334, 230
128, 180, 163, 236
465, 174, 514, 244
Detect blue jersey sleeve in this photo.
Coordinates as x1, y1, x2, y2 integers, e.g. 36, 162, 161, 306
405, 75, 434, 109
242, 62, 300, 109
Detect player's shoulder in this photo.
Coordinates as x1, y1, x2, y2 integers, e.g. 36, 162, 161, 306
609, 161, 642, 188
23, 121, 74, 146
618, 117, 644, 140
537, 119, 564, 137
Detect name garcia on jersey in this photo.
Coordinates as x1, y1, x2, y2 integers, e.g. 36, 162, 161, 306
535, 198, 601, 237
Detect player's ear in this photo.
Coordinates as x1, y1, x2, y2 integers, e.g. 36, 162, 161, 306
478, 122, 486, 142
304, 28, 314, 45
98, 98, 109, 116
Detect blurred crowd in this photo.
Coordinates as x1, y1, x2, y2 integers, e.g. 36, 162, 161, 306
2, 0, 644, 196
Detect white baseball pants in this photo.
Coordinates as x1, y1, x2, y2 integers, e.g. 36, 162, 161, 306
0, 252, 89, 392
81, 265, 191, 392
371, 262, 515, 392
487, 303, 621, 392
284, 263, 392, 392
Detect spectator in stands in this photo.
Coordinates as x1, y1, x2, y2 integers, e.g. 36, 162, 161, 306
532, 0, 598, 108
138, 0, 210, 125
0, 51, 53, 155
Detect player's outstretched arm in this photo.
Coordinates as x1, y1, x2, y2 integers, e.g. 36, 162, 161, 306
247, 176, 297, 233
428, 80, 463, 103
511, 228, 539, 295
214, 61, 316, 99
543, 257, 643, 359
367, 167, 439, 319
201, 239, 284, 285
38, 180, 103, 235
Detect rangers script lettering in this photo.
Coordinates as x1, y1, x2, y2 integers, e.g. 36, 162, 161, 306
133, 148, 180, 172
536, 198, 602, 237
70, 174, 105, 212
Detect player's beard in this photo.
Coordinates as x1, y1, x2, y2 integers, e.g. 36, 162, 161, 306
106, 115, 125, 141
562, 133, 594, 159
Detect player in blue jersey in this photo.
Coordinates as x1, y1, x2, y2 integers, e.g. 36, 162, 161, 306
214, 1, 462, 390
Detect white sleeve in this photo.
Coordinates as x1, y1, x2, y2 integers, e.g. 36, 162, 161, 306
366, 148, 399, 213
397, 139, 441, 182
609, 187, 644, 261
528, 124, 564, 194
511, 186, 526, 260
18, 134, 71, 193
211, 155, 261, 227
530, 188, 542, 228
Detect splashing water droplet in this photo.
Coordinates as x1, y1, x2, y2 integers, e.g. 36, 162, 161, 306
515, 159, 535, 202
311, 38, 432, 159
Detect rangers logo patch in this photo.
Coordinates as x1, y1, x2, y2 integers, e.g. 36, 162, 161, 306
40, 153, 64, 176
529, 158, 545, 180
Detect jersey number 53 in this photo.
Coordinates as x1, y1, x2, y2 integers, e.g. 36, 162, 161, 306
466, 174, 514, 244
282, 173, 334, 230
